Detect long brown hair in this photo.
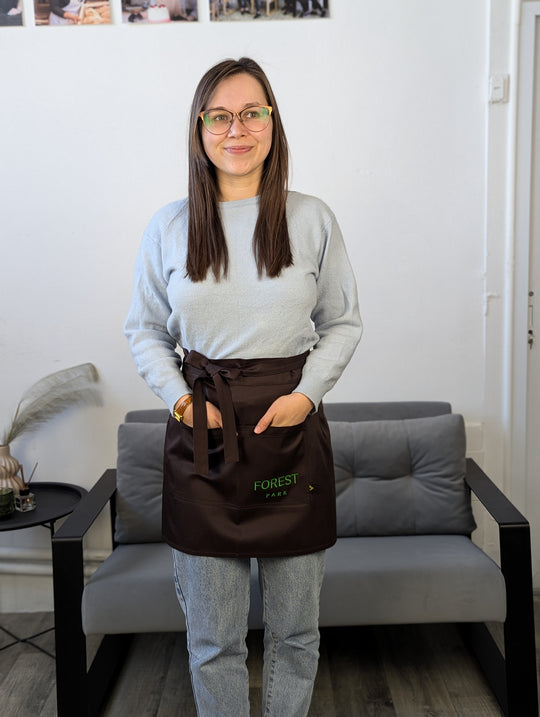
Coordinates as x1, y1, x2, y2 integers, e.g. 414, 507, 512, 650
186, 58, 292, 281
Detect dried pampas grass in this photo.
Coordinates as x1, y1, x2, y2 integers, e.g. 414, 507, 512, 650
2, 363, 101, 446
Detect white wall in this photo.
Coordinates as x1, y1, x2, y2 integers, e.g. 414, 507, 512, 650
1, 0, 512, 609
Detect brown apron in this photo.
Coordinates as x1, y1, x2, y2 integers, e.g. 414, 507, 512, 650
162, 350, 336, 558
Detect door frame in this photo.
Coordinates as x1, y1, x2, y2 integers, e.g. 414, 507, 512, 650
510, 2, 540, 509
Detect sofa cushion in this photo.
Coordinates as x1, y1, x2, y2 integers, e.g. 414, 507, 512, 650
82, 543, 263, 634
329, 414, 476, 537
82, 535, 505, 635
115, 422, 166, 543
319, 535, 506, 625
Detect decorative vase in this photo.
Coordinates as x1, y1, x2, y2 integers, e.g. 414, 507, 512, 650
0, 445, 24, 492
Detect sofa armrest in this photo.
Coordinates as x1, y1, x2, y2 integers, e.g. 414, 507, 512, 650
52, 468, 117, 543
51, 469, 118, 717
465, 458, 528, 526
465, 458, 537, 714
52, 468, 117, 650
465, 457, 533, 602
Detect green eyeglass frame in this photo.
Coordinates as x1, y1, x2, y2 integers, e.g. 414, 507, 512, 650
199, 105, 273, 135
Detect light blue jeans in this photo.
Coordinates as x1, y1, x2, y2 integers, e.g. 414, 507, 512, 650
172, 549, 326, 717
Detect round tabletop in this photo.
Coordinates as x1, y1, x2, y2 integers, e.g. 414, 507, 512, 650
0, 482, 87, 532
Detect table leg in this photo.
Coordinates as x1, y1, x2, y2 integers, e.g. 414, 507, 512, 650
0, 622, 55, 659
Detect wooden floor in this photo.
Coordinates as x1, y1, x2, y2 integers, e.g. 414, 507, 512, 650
1, 599, 540, 716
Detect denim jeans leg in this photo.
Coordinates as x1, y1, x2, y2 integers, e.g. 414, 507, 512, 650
172, 550, 251, 717
258, 550, 326, 717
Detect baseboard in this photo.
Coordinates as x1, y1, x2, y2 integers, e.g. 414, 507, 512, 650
0, 546, 109, 612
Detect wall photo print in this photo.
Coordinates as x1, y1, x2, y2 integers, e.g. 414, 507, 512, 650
0, 0, 23, 25
34, 0, 111, 24
123, 0, 197, 23
210, 1, 328, 22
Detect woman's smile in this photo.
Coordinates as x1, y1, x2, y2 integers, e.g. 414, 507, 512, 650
224, 145, 254, 154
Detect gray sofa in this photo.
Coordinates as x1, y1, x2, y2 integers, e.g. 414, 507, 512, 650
51, 402, 538, 717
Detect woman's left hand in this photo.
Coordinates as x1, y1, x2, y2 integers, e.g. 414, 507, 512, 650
253, 393, 314, 434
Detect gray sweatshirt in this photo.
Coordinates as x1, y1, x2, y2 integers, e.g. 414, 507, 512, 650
124, 191, 362, 412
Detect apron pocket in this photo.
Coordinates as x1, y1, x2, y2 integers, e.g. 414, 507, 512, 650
164, 419, 228, 504
236, 422, 310, 508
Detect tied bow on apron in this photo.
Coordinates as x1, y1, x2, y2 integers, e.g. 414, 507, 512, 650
183, 351, 242, 476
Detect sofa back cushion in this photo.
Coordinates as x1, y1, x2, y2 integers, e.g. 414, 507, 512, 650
115, 422, 166, 543
329, 413, 476, 537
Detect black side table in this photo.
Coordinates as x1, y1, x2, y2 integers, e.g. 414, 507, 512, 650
0, 482, 88, 656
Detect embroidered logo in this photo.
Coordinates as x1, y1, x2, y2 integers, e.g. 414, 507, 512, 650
253, 472, 299, 500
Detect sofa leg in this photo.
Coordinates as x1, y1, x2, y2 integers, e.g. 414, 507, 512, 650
53, 537, 91, 716
55, 618, 89, 717
56, 633, 131, 717
460, 619, 538, 717
87, 634, 132, 715
504, 618, 538, 717
460, 623, 508, 714
500, 523, 539, 716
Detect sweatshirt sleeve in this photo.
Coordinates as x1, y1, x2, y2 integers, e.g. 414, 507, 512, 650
124, 225, 191, 413
49, 0, 69, 17
293, 209, 362, 408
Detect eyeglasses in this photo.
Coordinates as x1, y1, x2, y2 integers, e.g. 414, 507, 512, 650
199, 105, 273, 135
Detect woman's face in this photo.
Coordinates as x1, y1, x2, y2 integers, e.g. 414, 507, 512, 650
201, 73, 273, 199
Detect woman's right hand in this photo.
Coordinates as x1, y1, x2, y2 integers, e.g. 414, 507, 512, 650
174, 396, 223, 429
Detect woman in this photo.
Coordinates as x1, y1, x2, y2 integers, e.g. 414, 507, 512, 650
125, 57, 362, 717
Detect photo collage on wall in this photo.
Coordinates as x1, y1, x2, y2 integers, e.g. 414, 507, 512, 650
210, 1, 329, 22
2, 0, 329, 26
28, 0, 198, 24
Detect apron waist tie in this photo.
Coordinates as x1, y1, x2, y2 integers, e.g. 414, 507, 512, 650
185, 354, 240, 476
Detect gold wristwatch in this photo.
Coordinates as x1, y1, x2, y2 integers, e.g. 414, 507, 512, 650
173, 395, 193, 423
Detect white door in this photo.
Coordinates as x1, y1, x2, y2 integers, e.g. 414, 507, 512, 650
514, 6, 540, 587
526, 15, 540, 586
526, 17, 540, 586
